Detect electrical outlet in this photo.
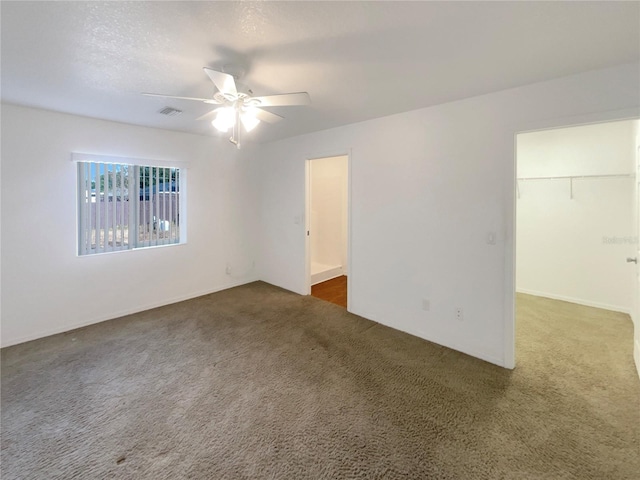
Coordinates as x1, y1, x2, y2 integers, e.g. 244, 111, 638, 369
455, 307, 464, 321
422, 299, 430, 311
225, 265, 232, 275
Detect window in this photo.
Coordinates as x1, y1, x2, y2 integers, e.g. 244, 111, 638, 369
76, 157, 183, 256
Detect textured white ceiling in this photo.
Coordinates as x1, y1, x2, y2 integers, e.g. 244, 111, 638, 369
2, 1, 639, 143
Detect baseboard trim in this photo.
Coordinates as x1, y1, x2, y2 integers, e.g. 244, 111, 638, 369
311, 266, 343, 285
1, 277, 259, 348
516, 288, 631, 315
349, 305, 505, 368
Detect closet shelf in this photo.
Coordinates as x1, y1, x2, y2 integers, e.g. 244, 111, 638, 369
517, 173, 633, 181
516, 173, 634, 200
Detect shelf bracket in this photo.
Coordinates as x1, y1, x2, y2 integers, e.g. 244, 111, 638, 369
569, 177, 574, 200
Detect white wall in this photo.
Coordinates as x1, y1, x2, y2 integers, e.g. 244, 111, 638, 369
254, 63, 640, 367
516, 121, 637, 313
310, 155, 348, 274
0, 104, 259, 347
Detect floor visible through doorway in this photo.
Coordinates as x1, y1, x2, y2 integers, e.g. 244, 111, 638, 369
311, 275, 347, 308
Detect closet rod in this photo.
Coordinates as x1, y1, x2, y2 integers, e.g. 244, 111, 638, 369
517, 173, 634, 181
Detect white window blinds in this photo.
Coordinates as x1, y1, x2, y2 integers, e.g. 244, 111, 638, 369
77, 160, 182, 256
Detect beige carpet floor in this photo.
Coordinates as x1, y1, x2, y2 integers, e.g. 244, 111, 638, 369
1, 283, 638, 479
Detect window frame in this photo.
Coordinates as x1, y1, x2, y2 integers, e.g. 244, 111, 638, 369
73, 153, 187, 256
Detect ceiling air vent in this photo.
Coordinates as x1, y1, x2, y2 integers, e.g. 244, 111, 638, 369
158, 106, 182, 117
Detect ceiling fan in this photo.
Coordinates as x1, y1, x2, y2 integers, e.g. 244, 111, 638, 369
142, 67, 311, 148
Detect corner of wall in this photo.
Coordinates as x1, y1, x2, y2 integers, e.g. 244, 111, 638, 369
634, 335, 640, 380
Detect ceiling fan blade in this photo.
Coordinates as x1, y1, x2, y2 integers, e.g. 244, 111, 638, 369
250, 92, 311, 107
141, 93, 221, 104
195, 108, 223, 122
203, 68, 237, 98
252, 108, 284, 124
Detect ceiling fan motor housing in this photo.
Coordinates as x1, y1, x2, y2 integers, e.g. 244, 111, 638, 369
213, 83, 253, 104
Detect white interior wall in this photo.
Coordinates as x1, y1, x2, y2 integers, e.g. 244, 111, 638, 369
254, 63, 640, 367
0, 104, 259, 347
310, 155, 348, 277
516, 121, 637, 313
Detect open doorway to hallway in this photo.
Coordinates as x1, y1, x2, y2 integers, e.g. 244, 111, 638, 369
306, 155, 349, 308
515, 119, 640, 378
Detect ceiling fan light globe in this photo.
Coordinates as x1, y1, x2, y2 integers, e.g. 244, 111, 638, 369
240, 112, 260, 132
212, 118, 229, 132
212, 107, 236, 132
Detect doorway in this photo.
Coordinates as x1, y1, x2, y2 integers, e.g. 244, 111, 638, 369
515, 119, 639, 372
306, 154, 349, 308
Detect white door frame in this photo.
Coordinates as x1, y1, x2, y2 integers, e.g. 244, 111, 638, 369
507, 108, 639, 369
305, 150, 352, 311
634, 139, 640, 377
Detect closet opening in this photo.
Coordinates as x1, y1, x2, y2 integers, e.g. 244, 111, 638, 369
514, 119, 639, 373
